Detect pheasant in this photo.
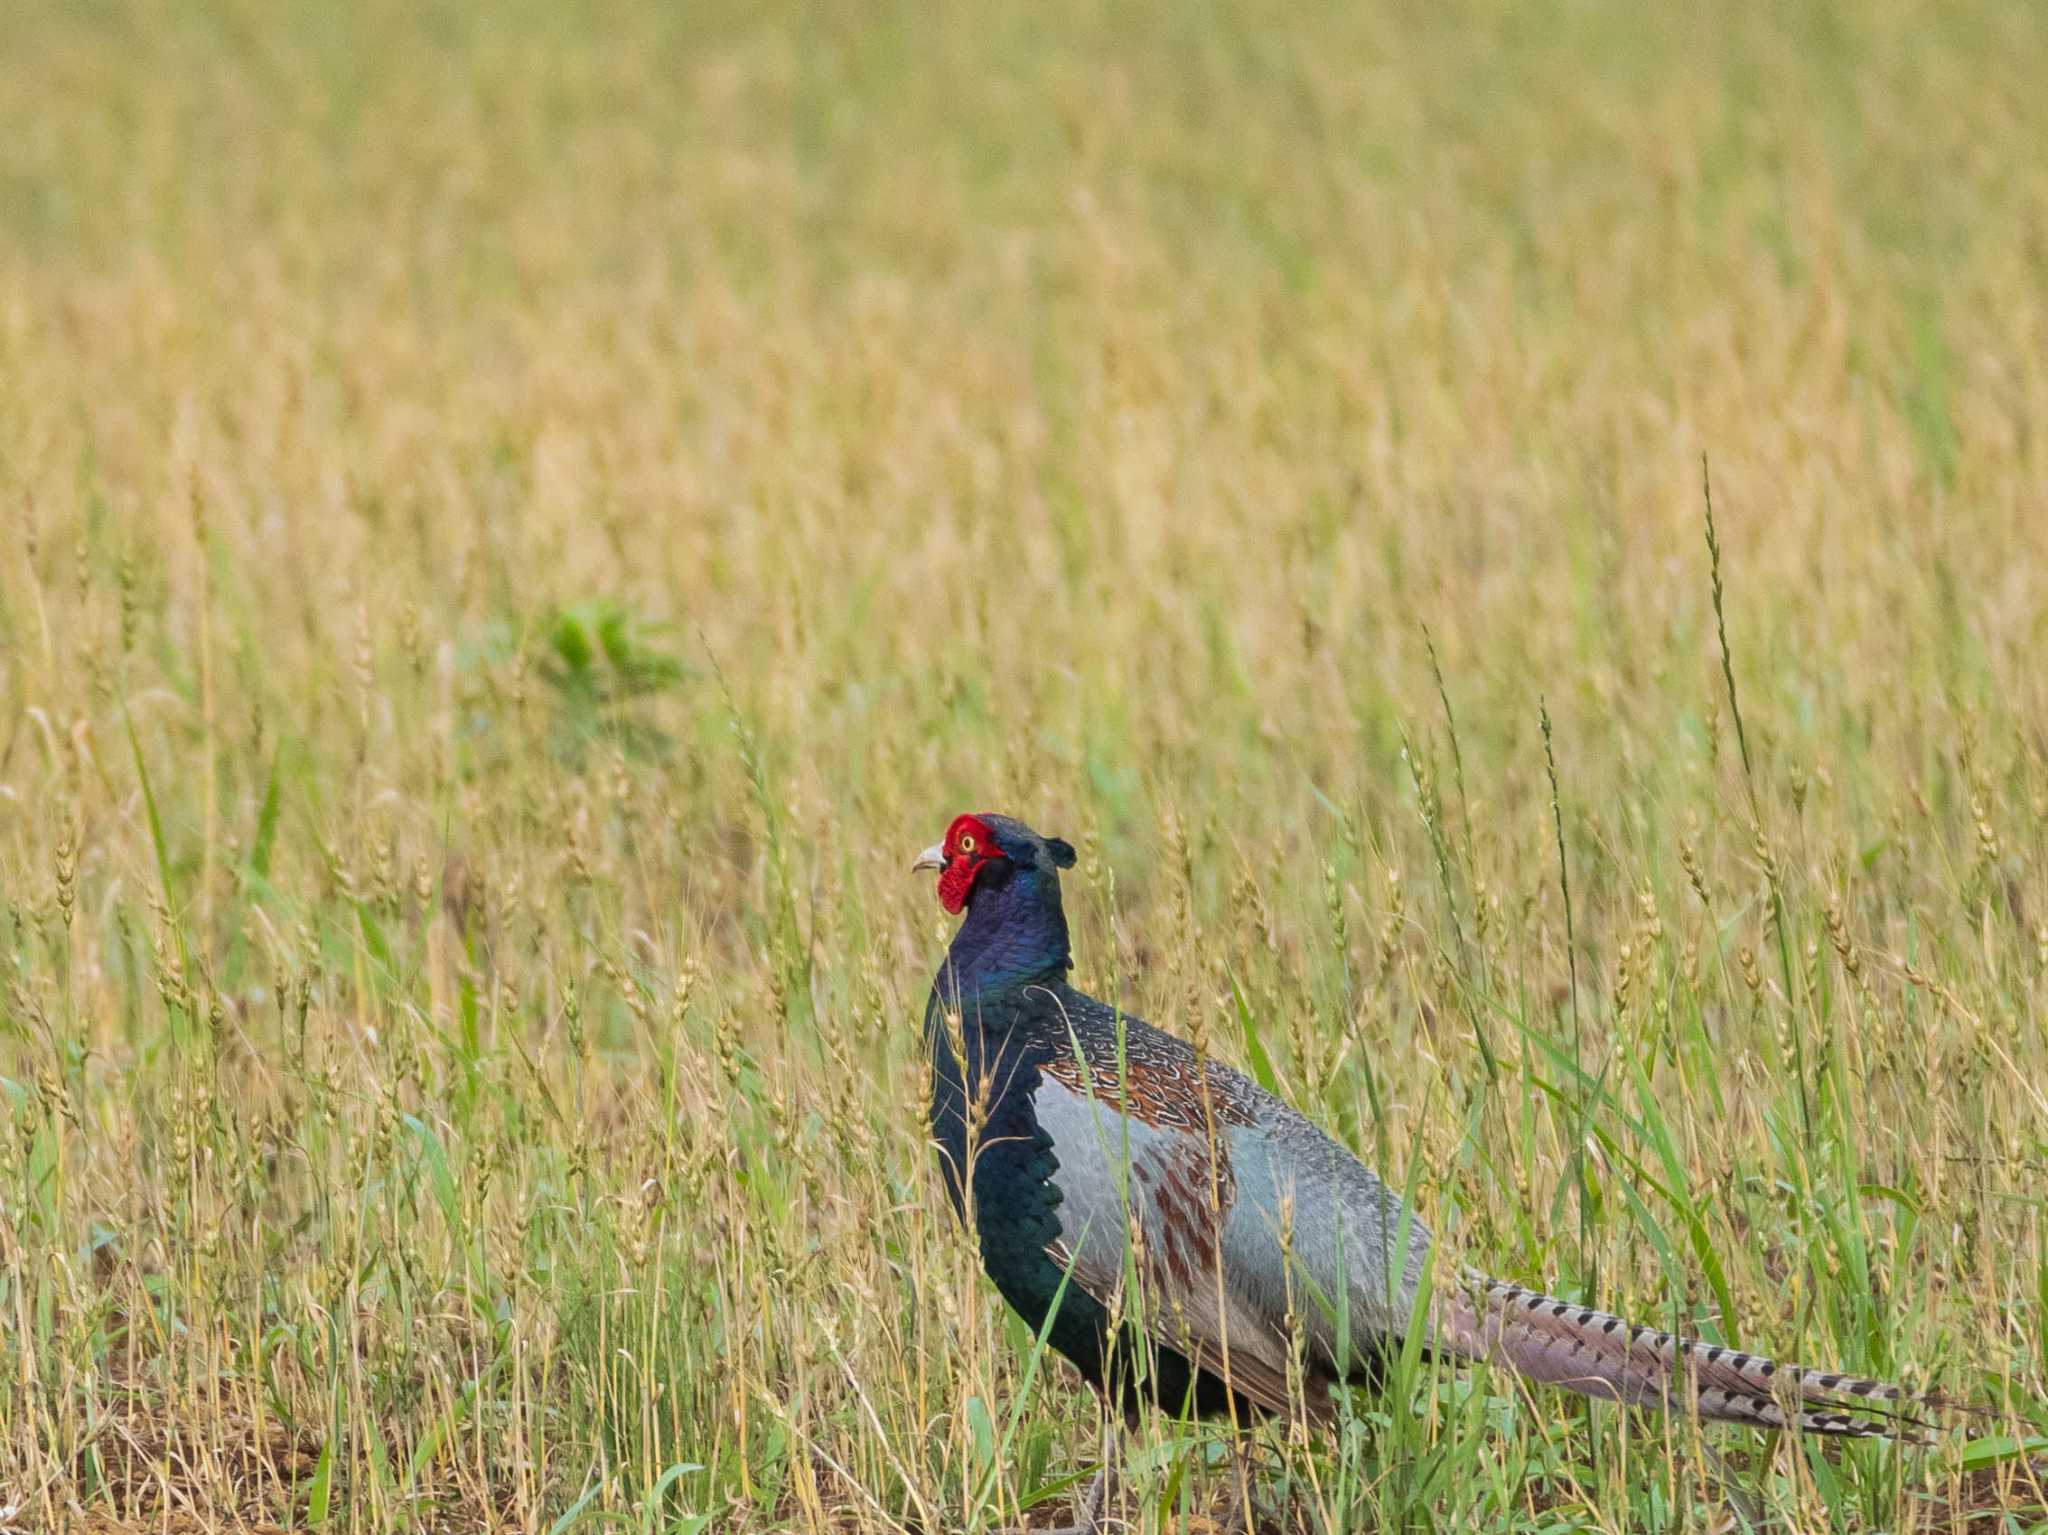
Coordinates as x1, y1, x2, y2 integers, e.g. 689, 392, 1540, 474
914, 812, 1943, 1534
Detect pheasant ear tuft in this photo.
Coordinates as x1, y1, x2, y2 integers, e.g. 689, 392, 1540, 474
1044, 837, 1077, 869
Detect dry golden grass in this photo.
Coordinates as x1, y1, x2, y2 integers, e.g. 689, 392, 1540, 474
3, 0, 2048, 1529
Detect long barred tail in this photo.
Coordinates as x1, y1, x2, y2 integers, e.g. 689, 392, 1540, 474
1434, 1273, 1939, 1440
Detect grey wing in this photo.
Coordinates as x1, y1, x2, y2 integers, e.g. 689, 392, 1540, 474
1028, 1072, 1306, 1416
1214, 1090, 1437, 1380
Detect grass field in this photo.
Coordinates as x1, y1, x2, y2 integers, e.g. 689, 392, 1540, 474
5, 0, 2048, 1529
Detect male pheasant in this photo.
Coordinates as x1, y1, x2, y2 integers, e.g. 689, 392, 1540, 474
915, 812, 1939, 1534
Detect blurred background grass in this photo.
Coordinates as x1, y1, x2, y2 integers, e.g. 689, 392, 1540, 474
3, 0, 2047, 1529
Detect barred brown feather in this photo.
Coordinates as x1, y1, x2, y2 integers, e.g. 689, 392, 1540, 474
1435, 1273, 1934, 1441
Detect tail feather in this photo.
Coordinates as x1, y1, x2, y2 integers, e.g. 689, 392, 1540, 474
1434, 1273, 1937, 1441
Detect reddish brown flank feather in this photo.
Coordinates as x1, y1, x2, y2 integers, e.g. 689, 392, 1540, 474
1134, 1136, 1234, 1292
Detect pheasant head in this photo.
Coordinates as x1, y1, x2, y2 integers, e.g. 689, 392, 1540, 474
912, 813, 1077, 915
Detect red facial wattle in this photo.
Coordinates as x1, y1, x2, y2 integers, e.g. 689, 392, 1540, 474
936, 856, 981, 914
934, 813, 1003, 914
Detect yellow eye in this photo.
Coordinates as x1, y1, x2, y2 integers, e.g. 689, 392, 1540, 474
958, 833, 976, 854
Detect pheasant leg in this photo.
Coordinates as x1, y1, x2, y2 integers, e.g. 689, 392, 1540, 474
1216, 1436, 1261, 1535
999, 1463, 1111, 1535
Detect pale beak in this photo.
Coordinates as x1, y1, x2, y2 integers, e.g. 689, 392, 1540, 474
912, 843, 946, 874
